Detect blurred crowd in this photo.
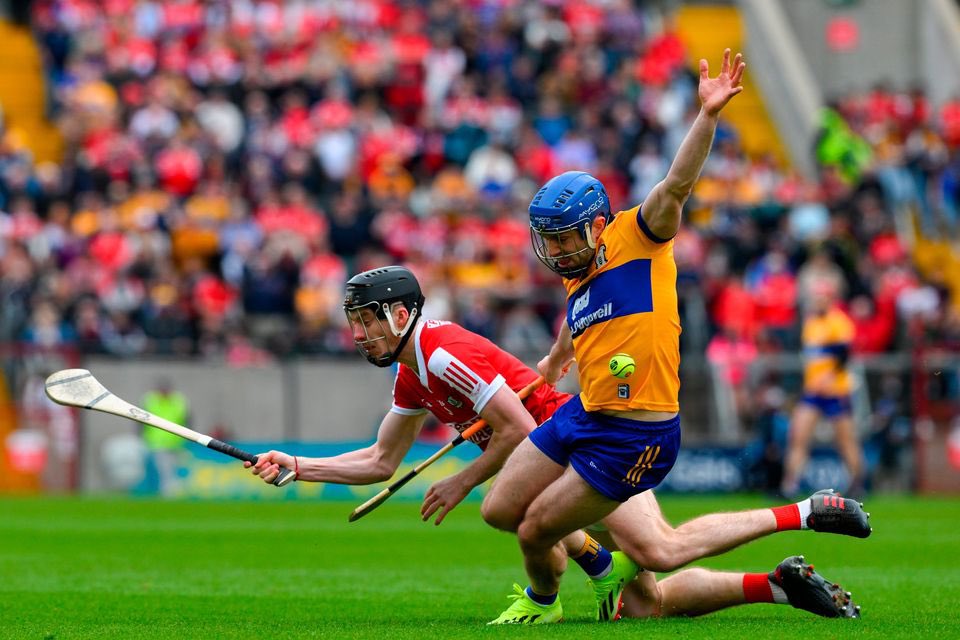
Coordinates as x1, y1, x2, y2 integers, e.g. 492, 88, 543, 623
0, 0, 957, 371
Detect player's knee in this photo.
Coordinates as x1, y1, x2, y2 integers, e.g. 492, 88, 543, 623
613, 524, 679, 572
620, 539, 679, 573
517, 518, 552, 552
621, 579, 661, 619
481, 495, 521, 532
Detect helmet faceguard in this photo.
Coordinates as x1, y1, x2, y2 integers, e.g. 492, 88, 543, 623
529, 171, 611, 279
343, 266, 424, 367
530, 220, 600, 278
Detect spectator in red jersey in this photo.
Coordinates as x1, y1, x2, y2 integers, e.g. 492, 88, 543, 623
711, 275, 758, 342
939, 95, 960, 148
849, 294, 896, 354
154, 137, 202, 197
748, 250, 798, 349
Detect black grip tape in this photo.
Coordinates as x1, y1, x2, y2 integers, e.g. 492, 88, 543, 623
208, 438, 257, 463
208, 438, 294, 486
387, 468, 418, 493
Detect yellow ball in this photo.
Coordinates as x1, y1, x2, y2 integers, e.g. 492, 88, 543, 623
608, 353, 635, 378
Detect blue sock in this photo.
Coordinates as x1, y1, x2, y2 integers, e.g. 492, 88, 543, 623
525, 586, 557, 606
572, 533, 613, 578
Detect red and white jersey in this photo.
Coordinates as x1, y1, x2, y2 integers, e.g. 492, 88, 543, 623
391, 319, 571, 449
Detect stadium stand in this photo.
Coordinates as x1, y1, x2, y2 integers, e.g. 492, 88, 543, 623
0, 1, 956, 448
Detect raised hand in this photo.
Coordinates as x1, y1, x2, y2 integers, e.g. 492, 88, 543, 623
699, 48, 746, 116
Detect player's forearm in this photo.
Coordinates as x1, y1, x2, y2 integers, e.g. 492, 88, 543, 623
550, 323, 575, 365
297, 448, 397, 485
457, 428, 526, 488
662, 108, 719, 202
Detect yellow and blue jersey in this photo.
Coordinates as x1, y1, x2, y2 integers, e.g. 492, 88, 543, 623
802, 307, 855, 397
562, 206, 680, 413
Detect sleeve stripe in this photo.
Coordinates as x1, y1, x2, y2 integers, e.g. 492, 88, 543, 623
444, 367, 477, 391
442, 360, 482, 395
449, 361, 479, 383
448, 362, 480, 389
442, 372, 476, 395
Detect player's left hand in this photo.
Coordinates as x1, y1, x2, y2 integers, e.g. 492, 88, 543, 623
537, 355, 570, 385
699, 48, 745, 116
421, 476, 471, 526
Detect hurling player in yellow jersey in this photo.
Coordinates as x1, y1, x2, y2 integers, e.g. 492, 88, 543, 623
781, 279, 865, 497
484, 49, 753, 622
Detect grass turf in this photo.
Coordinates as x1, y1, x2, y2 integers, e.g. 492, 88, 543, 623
2, 494, 958, 639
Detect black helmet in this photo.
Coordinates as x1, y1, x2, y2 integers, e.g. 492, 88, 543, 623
343, 266, 425, 367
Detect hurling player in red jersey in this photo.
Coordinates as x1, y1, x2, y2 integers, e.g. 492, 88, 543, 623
249, 266, 866, 621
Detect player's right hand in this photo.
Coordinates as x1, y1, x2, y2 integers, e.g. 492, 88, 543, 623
246, 450, 295, 484
537, 355, 568, 385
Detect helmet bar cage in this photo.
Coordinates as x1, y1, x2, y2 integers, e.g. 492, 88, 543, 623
530, 220, 598, 278
344, 300, 419, 367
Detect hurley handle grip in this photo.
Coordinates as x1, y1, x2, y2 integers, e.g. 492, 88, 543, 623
208, 438, 296, 487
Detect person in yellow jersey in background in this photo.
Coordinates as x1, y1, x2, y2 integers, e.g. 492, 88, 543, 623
141, 377, 190, 496
483, 49, 748, 624
781, 278, 864, 498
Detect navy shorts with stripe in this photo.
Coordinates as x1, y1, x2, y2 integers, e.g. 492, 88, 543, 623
801, 394, 851, 418
528, 394, 681, 502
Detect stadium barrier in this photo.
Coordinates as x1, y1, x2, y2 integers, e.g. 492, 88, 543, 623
2, 349, 955, 495
94, 437, 854, 501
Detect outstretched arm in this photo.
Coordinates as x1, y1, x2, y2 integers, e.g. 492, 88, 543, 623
641, 49, 746, 240
248, 411, 427, 485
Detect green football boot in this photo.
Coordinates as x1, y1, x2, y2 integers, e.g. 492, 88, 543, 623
487, 584, 563, 624
589, 551, 639, 621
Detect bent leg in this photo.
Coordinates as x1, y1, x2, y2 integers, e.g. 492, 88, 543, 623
517, 466, 621, 595
622, 568, 749, 618
602, 491, 778, 572
625, 558, 862, 619
482, 438, 564, 532
619, 570, 661, 618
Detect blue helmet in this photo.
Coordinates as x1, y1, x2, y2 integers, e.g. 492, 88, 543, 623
529, 171, 611, 278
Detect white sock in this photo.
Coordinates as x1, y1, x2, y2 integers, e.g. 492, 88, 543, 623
796, 498, 812, 530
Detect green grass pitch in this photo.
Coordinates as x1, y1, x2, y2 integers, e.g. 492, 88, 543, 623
2, 494, 958, 639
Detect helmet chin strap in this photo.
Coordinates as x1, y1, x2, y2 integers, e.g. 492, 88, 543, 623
370, 306, 420, 368
584, 221, 597, 249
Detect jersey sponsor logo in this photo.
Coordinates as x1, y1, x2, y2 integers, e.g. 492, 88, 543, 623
566, 259, 654, 338
572, 302, 613, 336
571, 287, 591, 319
446, 395, 463, 408
453, 418, 492, 443
618, 383, 630, 399
426, 319, 451, 329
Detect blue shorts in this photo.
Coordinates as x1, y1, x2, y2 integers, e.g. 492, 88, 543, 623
801, 394, 851, 418
529, 395, 681, 502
